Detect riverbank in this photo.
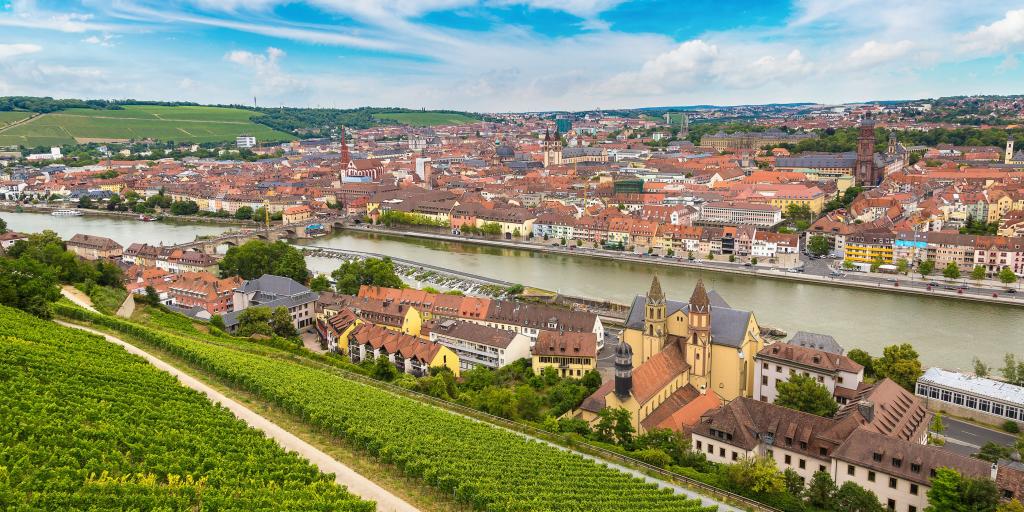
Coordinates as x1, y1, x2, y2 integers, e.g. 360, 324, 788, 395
346, 225, 1024, 308
0, 203, 256, 227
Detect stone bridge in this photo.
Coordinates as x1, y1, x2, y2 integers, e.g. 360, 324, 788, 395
174, 216, 350, 253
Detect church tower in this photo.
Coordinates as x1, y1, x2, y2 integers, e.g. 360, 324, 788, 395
542, 129, 563, 167
887, 130, 897, 156
614, 341, 633, 399
638, 276, 667, 366
685, 279, 712, 390
1007, 138, 1016, 165
855, 117, 877, 187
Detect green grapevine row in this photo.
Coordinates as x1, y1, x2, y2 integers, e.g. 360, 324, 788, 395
55, 304, 717, 512
0, 305, 374, 512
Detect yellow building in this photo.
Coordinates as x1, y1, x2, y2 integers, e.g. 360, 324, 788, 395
843, 231, 895, 264
572, 278, 764, 434
531, 331, 597, 378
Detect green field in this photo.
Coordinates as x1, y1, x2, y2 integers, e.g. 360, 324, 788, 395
0, 105, 294, 147
0, 111, 33, 127
375, 111, 479, 126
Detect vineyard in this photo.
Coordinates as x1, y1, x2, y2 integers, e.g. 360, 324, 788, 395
55, 304, 718, 512
0, 305, 374, 511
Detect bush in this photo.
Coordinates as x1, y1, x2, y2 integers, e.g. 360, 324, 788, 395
1004, 421, 1021, 434
630, 448, 672, 468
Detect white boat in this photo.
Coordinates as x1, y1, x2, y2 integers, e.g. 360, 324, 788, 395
51, 209, 84, 217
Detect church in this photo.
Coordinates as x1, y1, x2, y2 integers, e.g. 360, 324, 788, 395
572, 277, 765, 434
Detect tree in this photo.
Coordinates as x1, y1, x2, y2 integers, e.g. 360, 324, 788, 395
309, 274, 331, 292
234, 205, 254, 220
0, 255, 61, 318
169, 200, 199, 216
77, 195, 94, 208
842, 260, 856, 270
919, 259, 936, 278
210, 314, 226, 331
775, 374, 839, 417
927, 467, 999, 512
848, 348, 874, 377
236, 307, 274, 337
371, 355, 399, 381
971, 265, 987, 284
807, 235, 830, 257
783, 468, 804, 496
998, 500, 1024, 512
870, 256, 885, 272
806, 471, 838, 509
873, 343, 923, 391
144, 285, 160, 306
270, 306, 298, 338
973, 357, 990, 377
0, 217, 6, 234
595, 407, 635, 447
931, 412, 945, 434
724, 456, 785, 495
331, 257, 404, 295
896, 258, 909, 274
220, 240, 309, 283
1000, 267, 1018, 285
943, 261, 961, 280
835, 482, 884, 512
1001, 354, 1024, 386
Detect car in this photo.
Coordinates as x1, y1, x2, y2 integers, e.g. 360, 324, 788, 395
743, 262, 753, 267
1007, 288, 1017, 294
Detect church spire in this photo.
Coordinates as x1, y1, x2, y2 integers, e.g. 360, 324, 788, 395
689, 278, 709, 313
647, 276, 665, 305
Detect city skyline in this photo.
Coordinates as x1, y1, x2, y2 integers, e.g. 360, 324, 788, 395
0, 1, 1023, 112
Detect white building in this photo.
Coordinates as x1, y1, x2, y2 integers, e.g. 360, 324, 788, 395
700, 201, 783, 228
754, 341, 864, 405
916, 367, 1024, 427
236, 135, 257, 149
428, 319, 531, 371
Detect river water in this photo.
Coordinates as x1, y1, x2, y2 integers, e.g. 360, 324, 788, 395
4, 210, 1023, 369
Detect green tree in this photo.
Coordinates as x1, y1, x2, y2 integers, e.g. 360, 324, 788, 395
971, 265, 987, 284
973, 357, 990, 377
210, 314, 226, 331
331, 257, 404, 295
514, 385, 543, 421
236, 307, 274, 337
0, 217, 7, 234
220, 240, 309, 283
896, 258, 909, 274
806, 471, 838, 509
144, 285, 160, 306
775, 374, 839, 417
842, 260, 856, 270
270, 306, 298, 338
169, 200, 199, 216
807, 235, 830, 256
919, 259, 936, 278
872, 343, 923, 391
998, 500, 1024, 512
927, 467, 999, 512
783, 468, 804, 496
371, 355, 399, 381
234, 206, 254, 220
309, 274, 331, 292
1000, 267, 1018, 285
595, 407, 635, 447
0, 255, 61, 318
77, 195, 94, 208
835, 481, 884, 512
724, 456, 785, 495
943, 261, 961, 280
870, 256, 885, 272
1001, 354, 1024, 386
847, 348, 874, 377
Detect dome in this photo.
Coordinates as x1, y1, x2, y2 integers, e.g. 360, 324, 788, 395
615, 340, 633, 360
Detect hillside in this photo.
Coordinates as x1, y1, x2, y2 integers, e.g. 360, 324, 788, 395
0, 305, 373, 511
374, 111, 480, 126
0, 105, 293, 147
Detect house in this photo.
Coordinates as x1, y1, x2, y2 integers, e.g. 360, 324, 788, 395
427, 319, 532, 371
282, 204, 312, 225
223, 274, 319, 333
0, 231, 27, 251
348, 323, 460, 376
66, 233, 123, 260
167, 272, 243, 316
315, 306, 362, 353
531, 330, 597, 378
754, 342, 865, 405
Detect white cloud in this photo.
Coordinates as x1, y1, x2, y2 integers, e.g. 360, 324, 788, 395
224, 47, 307, 101
82, 33, 117, 46
846, 40, 914, 67
959, 9, 1024, 54
0, 43, 41, 59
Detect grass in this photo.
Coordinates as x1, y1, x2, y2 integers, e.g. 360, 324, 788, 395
0, 105, 294, 146
81, 284, 128, 315
374, 112, 479, 126
0, 111, 33, 128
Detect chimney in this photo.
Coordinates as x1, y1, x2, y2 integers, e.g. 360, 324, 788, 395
857, 400, 875, 422
992, 462, 999, 480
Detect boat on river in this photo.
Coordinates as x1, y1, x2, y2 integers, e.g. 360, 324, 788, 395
51, 209, 84, 217
138, 214, 159, 222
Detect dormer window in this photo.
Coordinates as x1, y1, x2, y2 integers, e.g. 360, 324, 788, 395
911, 463, 921, 473
785, 437, 792, 446
873, 452, 883, 462
892, 458, 902, 468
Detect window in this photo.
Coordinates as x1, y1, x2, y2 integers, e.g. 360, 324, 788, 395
966, 396, 978, 409
980, 400, 991, 413
819, 465, 826, 473
799, 459, 806, 469
993, 403, 1004, 416
707, 444, 713, 454
941, 390, 951, 402
820, 447, 828, 456
910, 463, 921, 474
785, 437, 793, 446
719, 448, 725, 458
888, 499, 895, 511
762, 375, 768, 385
848, 465, 855, 476
910, 507, 917, 512
868, 471, 876, 482
892, 458, 902, 468
873, 452, 883, 462
910, 483, 918, 495
785, 454, 792, 465
762, 362, 768, 369
766, 449, 774, 458
889, 477, 897, 489
732, 451, 738, 461
777, 365, 782, 372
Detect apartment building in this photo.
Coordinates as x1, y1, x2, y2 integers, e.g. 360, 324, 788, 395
754, 342, 864, 405
700, 201, 783, 228
66, 233, 123, 260
428, 319, 531, 371
531, 330, 597, 378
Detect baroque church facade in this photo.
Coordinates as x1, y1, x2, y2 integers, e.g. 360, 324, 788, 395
573, 277, 766, 434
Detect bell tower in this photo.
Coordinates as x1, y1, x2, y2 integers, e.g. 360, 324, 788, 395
855, 117, 877, 187
639, 275, 667, 366
542, 129, 563, 167
1007, 138, 1015, 165
685, 279, 712, 390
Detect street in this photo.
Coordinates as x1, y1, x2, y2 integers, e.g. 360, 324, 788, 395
935, 416, 1019, 458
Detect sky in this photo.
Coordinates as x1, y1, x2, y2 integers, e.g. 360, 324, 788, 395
1, 0, 1023, 112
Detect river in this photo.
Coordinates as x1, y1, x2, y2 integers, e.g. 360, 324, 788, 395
3, 210, 1023, 369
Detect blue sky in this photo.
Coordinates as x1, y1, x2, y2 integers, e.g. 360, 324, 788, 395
0, 0, 1023, 111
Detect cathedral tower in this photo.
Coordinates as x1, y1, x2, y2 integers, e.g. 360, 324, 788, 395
636, 276, 667, 366
855, 117, 877, 187
542, 129, 563, 167
1008, 138, 1016, 165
